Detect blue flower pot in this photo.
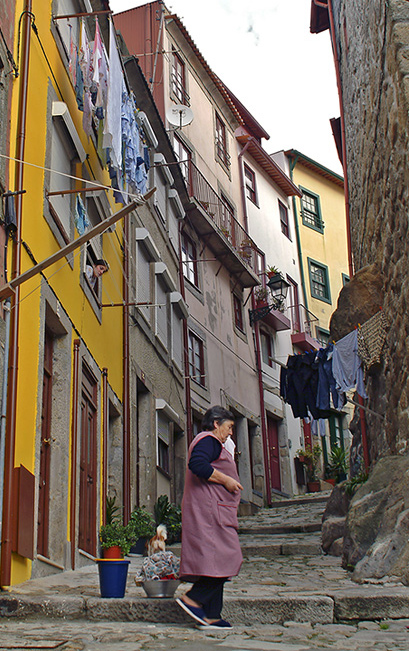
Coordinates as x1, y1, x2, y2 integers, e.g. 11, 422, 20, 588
97, 559, 130, 598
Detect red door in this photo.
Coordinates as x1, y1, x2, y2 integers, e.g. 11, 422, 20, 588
78, 366, 97, 555
267, 416, 281, 491
37, 328, 53, 557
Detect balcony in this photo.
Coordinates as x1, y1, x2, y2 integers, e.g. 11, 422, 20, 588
288, 304, 321, 351
185, 163, 260, 288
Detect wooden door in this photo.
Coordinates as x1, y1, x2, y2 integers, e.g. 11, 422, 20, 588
78, 366, 97, 555
37, 328, 53, 556
267, 416, 281, 491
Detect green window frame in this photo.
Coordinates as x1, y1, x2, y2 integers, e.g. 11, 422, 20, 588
316, 327, 330, 348
308, 258, 331, 304
329, 414, 345, 451
300, 187, 324, 233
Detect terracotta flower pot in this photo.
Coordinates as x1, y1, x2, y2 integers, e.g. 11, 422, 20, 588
307, 481, 321, 493
102, 545, 123, 559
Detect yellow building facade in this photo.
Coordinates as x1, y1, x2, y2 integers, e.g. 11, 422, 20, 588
1, 0, 127, 586
286, 150, 350, 342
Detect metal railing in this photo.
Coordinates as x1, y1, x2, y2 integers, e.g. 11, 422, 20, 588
189, 162, 257, 270
286, 303, 319, 336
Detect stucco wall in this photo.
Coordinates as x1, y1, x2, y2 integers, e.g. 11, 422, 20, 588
334, 0, 409, 457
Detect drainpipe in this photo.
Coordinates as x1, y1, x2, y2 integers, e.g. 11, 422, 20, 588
0, 1, 31, 588
70, 339, 80, 570
178, 220, 192, 445
0, 299, 11, 547
238, 142, 272, 505
102, 367, 108, 526
123, 215, 131, 523
288, 155, 309, 311
325, 0, 369, 468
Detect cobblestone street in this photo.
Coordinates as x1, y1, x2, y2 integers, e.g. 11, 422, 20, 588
2, 495, 409, 649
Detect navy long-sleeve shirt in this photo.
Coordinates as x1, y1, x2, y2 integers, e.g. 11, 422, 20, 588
188, 435, 222, 480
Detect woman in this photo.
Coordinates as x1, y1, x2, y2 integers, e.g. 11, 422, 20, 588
176, 405, 243, 629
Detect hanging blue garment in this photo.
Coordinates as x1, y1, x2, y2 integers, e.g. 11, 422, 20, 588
143, 145, 150, 170
316, 344, 346, 410
75, 51, 84, 111
74, 194, 89, 235
332, 330, 368, 399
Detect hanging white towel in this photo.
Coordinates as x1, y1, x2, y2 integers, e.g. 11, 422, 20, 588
103, 19, 123, 169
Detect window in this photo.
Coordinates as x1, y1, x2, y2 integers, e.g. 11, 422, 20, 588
157, 411, 170, 474
136, 244, 152, 320
260, 330, 275, 368
155, 277, 168, 347
188, 331, 205, 386
329, 414, 344, 451
181, 232, 198, 286
220, 194, 235, 242
308, 259, 331, 303
342, 273, 350, 286
316, 327, 330, 347
287, 276, 301, 332
279, 200, 290, 238
244, 164, 257, 204
171, 48, 189, 105
173, 135, 192, 194
301, 188, 323, 232
215, 113, 230, 168
233, 294, 244, 332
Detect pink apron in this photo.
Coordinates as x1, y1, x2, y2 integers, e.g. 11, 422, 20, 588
179, 431, 243, 581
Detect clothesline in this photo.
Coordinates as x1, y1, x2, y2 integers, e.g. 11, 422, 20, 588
279, 310, 387, 421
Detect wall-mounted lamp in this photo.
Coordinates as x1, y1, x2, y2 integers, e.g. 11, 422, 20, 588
249, 273, 291, 326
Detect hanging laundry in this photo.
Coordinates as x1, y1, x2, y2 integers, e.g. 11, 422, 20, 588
280, 352, 333, 421
357, 310, 388, 371
316, 344, 345, 411
102, 19, 123, 170
92, 18, 108, 119
68, 24, 77, 86
82, 90, 93, 137
75, 53, 84, 111
74, 194, 90, 236
79, 19, 93, 90
135, 155, 148, 195
143, 144, 151, 170
332, 329, 368, 399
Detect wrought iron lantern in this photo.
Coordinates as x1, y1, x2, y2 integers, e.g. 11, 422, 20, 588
249, 273, 291, 326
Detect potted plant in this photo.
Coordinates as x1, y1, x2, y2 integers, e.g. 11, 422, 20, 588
298, 445, 322, 492
266, 265, 280, 279
153, 495, 182, 544
239, 238, 253, 262
99, 520, 135, 558
328, 445, 348, 483
128, 506, 156, 554
255, 287, 269, 307
97, 496, 134, 598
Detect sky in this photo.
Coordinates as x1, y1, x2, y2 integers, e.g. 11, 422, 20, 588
109, 0, 343, 175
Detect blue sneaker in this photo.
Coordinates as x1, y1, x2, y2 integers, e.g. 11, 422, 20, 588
176, 598, 207, 626
199, 619, 232, 630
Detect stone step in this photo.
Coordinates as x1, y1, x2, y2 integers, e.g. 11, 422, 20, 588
238, 522, 322, 535
240, 535, 322, 558
3, 591, 409, 625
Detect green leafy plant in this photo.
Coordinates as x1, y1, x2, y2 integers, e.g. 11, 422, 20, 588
154, 495, 182, 544
99, 521, 135, 557
266, 265, 279, 276
328, 445, 348, 483
343, 466, 369, 496
128, 506, 156, 541
297, 445, 322, 481
255, 287, 269, 302
106, 495, 121, 525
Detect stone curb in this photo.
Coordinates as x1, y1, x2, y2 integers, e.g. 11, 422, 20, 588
0, 594, 334, 625
239, 523, 322, 535
241, 542, 322, 558
334, 593, 409, 621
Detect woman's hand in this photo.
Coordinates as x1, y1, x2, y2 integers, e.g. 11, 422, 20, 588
208, 469, 243, 493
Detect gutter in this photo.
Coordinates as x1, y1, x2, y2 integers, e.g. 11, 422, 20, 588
288, 154, 309, 312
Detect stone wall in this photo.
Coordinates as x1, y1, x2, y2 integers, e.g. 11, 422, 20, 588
334, 0, 409, 460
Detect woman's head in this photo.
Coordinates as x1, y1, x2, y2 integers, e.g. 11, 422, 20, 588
202, 405, 235, 438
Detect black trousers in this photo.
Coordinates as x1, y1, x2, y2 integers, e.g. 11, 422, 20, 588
186, 577, 228, 619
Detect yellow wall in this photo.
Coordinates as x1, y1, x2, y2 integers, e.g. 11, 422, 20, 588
7, 0, 124, 584
292, 162, 348, 334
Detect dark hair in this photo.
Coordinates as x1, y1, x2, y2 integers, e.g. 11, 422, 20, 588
201, 405, 235, 432
95, 259, 109, 269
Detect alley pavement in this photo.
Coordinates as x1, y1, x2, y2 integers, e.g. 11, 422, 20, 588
2, 492, 409, 649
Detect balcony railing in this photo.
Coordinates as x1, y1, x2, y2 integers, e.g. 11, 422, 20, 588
189, 162, 256, 271
287, 303, 319, 335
